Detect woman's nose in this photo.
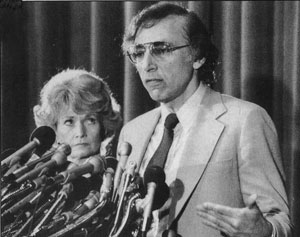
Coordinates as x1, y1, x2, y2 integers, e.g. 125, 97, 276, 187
74, 122, 86, 138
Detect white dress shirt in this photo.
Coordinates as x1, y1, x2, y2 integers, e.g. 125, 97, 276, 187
139, 82, 206, 236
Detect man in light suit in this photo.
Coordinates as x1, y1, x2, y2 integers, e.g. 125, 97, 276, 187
118, 2, 291, 237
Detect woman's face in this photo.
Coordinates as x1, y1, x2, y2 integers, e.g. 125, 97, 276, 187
56, 107, 102, 164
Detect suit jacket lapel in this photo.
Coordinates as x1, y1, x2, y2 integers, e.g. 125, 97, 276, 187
170, 88, 227, 220
126, 108, 161, 171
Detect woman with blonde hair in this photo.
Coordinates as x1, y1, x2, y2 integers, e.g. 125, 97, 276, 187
33, 68, 122, 164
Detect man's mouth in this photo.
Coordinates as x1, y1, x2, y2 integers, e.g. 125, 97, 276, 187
145, 78, 162, 82
145, 78, 164, 88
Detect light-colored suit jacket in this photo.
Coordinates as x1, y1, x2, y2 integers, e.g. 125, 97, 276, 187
118, 86, 291, 236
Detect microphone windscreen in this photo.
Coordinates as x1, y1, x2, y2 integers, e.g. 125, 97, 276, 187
87, 155, 106, 174
152, 182, 169, 210
52, 144, 71, 165
118, 142, 132, 157
64, 174, 102, 211
144, 165, 166, 185
105, 156, 118, 171
68, 176, 92, 201
30, 126, 56, 156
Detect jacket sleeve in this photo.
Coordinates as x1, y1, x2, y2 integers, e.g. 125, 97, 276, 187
238, 106, 292, 236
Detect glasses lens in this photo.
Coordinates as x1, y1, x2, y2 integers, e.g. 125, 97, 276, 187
127, 42, 172, 64
151, 42, 170, 57
128, 44, 146, 63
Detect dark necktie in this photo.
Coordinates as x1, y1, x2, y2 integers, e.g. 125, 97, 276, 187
147, 113, 179, 168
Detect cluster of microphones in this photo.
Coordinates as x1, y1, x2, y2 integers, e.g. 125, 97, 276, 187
1, 126, 170, 237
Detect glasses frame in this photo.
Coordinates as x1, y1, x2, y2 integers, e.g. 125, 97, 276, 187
126, 41, 190, 64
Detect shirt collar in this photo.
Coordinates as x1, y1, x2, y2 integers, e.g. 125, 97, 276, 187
160, 82, 206, 131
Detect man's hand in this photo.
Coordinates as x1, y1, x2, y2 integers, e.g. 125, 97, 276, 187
196, 194, 273, 237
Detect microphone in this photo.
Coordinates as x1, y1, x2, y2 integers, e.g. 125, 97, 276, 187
121, 160, 137, 195
1, 174, 48, 205
73, 190, 100, 217
143, 165, 166, 185
48, 167, 112, 236
3, 162, 22, 177
14, 143, 70, 185
143, 166, 170, 211
31, 173, 99, 236
1, 148, 17, 160
1, 188, 41, 220
109, 161, 137, 237
141, 166, 170, 235
110, 174, 145, 237
43, 190, 100, 234
127, 174, 146, 198
1, 126, 56, 169
2, 146, 57, 185
105, 155, 118, 171
31, 183, 74, 236
1, 148, 17, 176
48, 155, 106, 185
1, 178, 60, 221
112, 142, 132, 202
99, 167, 114, 203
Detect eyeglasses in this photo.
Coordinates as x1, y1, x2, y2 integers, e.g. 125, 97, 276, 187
126, 41, 190, 64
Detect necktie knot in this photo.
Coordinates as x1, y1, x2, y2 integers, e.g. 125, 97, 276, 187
164, 113, 179, 130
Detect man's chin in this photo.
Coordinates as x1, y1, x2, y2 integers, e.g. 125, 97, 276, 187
149, 93, 167, 103
150, 95, 172, 104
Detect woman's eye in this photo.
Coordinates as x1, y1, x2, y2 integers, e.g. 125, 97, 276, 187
64, 119, 73, 125
87, 117, 97, 124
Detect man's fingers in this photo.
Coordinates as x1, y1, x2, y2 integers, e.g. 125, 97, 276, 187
197, 204, 236, 229
197, 209, 235, 234
197, 202, 236, 218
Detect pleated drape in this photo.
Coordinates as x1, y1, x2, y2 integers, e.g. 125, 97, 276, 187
280, 2, 300, 228
1, 1, 299, 235
122, 1, 157, 122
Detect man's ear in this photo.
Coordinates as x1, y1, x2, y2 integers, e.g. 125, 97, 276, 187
193, 58, 206, 69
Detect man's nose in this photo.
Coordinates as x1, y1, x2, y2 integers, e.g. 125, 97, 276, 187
140, 50, 157, 72
75, 122, 86, 138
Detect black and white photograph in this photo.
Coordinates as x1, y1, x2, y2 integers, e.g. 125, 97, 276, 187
1, 1, 299, 236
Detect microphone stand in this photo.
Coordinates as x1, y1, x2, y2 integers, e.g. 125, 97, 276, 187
111, 192, 142, 237
2, 181, 58, 237
2, 174, 47, 205
109, 161, 136, 237
48, 199, 108, 237
29, 183, 71, 236
11, 195, 56, 237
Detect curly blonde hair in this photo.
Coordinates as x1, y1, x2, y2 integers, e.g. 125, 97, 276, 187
33, 69, 122, 155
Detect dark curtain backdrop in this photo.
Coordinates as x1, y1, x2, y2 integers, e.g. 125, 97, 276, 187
1, 1, 299, 234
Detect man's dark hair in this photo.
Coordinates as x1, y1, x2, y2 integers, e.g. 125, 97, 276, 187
122, 2, 219, 85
